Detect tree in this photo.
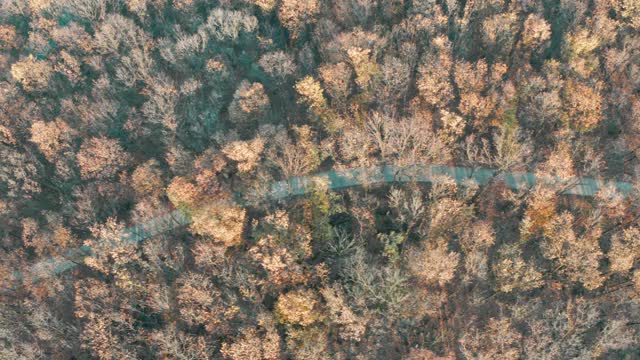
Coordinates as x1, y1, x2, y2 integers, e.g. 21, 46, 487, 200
274, 288, 324, 326
437, 110, 466, 147
286, 326, 330, 360
375, 56, 411, 109
417, 36, 453, 109
221, 313, 281, 360
320, 285, 367, 342
176, 272, 238, 333
76, 137, 130, 180
460, 221, 495, 281
522, 14, 552, 50
427, 196, 474, 239
203, 8, 258, 42
407, 242, 460, 286
278, 0, 320, 40
266, 125, 323, 177
190, 202, 246, 247
249, 233, 308, 289
493, 244, 544, 293
93, 14, 150, 54
535, 142, 576, 182
11, 55, 52, 91
149, 325, 212, 359
331, 0, 375, 28
454, 59, 495, 121
365, 112, 451, 166
318, 62, 353, 110
50, 22, 94, 53
459, 318, 523, 359
74, 278, 139, 359
562, 80, 603, 132
347, 47, 379, 94
608, 227, 640, 274
0, 145, 41, 199
614, 0, 640, 29
130, 159, 164, 197
541, 212, 605, 290
29, 119, 73, 161
228, 81, 270, 136
295, 76, 329, 116
167, 176, 202, 210
82, 217, 138, 279
259, 51, 297, 83
407, 348, 455, 360
466, 124, 533, 171
222, 138, 265, 173
482, 12, 518, 61
0, 25, 18, 49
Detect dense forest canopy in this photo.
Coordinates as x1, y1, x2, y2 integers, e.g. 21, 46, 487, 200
1, 0, 640, 358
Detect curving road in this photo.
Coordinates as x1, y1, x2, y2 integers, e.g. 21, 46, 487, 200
10, 164, 637, 284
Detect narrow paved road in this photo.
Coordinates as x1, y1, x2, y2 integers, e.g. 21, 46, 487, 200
12, 164, 637, 283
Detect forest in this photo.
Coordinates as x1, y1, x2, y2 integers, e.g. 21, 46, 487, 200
1, 0, 640, 358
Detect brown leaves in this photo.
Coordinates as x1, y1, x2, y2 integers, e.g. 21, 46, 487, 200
608, 227, 640, 274
29, 119, 73, 161
320, 285, 367, 342
296, 76, 328, 113
417, 37, 454, 109
274, 288, 325, 326
407, 243, 460, 287
131, 160, 164, 197
522, 14, 552, 49
222, 137, 265, 173
493, 244, 543, 293
76, 137, 130, 180
459, 318, 523, 359
167, 176, 202, 209
10, 55, 52, 91
278, 0, 319, 38
521, 186, 558, 239
177, 272, 239, 332
562, 80, 604, 132
190, 202, 246, 247
221, 314, 281, 360
0, 25, 18, 49
541, 212, 605, 290
319, 62, 353, 109
250, 233, 308, 289
229, 81, 270, 133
